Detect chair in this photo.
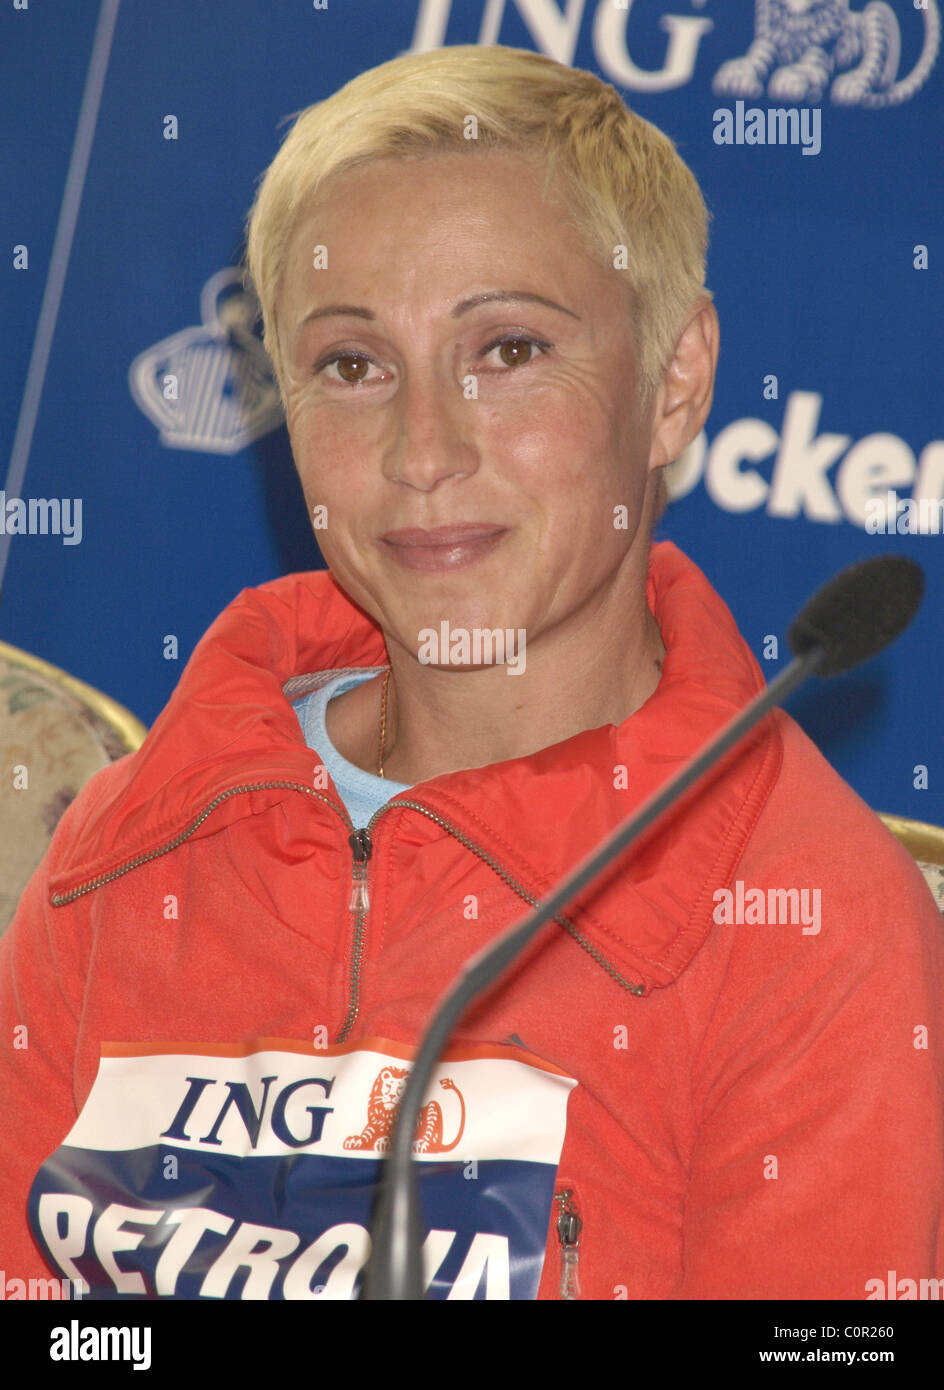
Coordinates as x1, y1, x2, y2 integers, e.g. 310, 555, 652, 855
0, 639, 147, 934
878, 813, 944, 916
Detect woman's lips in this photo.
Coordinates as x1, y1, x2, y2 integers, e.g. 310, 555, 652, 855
381, 524, 508, 572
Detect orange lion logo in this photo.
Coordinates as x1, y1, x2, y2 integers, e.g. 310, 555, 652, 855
343, 1066, 466, 1155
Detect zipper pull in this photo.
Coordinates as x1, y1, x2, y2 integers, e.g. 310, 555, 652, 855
348, 829, 372, 913
554, 1189, 582, 1301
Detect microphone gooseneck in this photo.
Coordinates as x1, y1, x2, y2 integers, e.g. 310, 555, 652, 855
361, 553, 924, 1300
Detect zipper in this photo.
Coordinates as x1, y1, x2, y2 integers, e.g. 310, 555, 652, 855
348, 828, 372, 913
337, 826, 372, 1045
338, 796, 645, 1040
368, 800, 646, 997
554, 1188, 582, 1300
49, 781, 358, 905
50, 782, 645, 1046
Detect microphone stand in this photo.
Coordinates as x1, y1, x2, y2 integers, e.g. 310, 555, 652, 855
362, 646, 825, 1299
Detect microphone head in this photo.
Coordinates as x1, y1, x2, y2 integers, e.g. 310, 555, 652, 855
787, 554, 924, 678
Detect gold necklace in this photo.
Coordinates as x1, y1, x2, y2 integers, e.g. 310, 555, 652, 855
377, 667, 390, 778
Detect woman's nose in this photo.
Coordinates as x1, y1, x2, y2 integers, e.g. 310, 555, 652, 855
383, 373, 480, 490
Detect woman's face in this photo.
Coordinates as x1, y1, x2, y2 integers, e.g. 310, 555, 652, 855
276, 149, 673, 659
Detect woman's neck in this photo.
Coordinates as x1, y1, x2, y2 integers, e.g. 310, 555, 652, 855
325, 589, 666, 786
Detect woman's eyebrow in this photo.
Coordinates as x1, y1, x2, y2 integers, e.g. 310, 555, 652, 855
296, 304, 375, 331
295, 289, 581, 335
452, 290, 580, 320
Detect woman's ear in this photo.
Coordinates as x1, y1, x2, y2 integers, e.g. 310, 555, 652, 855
647, 299, 719, 472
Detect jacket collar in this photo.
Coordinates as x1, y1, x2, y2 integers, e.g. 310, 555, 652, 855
48, 540, 782, 991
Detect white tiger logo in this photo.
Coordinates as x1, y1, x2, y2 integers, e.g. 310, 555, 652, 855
713, 0, 940, 106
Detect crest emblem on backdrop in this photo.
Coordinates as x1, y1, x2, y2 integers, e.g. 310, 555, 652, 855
129, 267, 284, 455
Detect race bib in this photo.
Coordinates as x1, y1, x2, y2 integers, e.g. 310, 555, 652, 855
29, 1037, 576, 1300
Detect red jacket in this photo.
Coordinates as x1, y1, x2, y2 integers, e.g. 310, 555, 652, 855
2, 539, 943, 1300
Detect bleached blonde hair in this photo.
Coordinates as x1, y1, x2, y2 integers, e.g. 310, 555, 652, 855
242, 42, 711, 435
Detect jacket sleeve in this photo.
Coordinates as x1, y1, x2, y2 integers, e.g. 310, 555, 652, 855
674, 829, 944, 1300
0, 786, 96, 1277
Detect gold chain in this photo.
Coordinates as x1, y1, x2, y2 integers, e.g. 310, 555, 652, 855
377, 666, 391, 778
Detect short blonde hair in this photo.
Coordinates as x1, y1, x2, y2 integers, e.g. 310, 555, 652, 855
243, 43, 711, 415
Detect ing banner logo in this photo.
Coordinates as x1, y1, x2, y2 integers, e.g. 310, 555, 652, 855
409, 0, 939, 107
712, 0, 940, 108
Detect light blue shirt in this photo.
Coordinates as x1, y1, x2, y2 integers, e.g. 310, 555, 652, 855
291, 669, 412, 830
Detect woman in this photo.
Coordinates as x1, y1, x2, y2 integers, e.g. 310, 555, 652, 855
2, 45, 942, 1302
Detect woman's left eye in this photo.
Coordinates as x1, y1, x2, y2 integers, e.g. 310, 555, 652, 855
480, 336, 550, 369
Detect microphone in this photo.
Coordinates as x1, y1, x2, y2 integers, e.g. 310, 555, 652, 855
360, 553, 924, 1300
786, 553, 924, 678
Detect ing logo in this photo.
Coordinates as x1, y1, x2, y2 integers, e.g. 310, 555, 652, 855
343, 1066, 467, 1155
410, 1, 939, 107
712, 0, 940, 107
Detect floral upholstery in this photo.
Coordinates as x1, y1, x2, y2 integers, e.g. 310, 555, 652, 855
0, 642, 147, 933
917, 862, 944, 914
877, 813, 944, 920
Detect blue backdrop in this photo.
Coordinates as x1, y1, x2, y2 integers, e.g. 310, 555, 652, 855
2, 0, 941, 822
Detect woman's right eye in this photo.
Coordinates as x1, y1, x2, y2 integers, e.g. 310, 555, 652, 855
315, 352, 384, 386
